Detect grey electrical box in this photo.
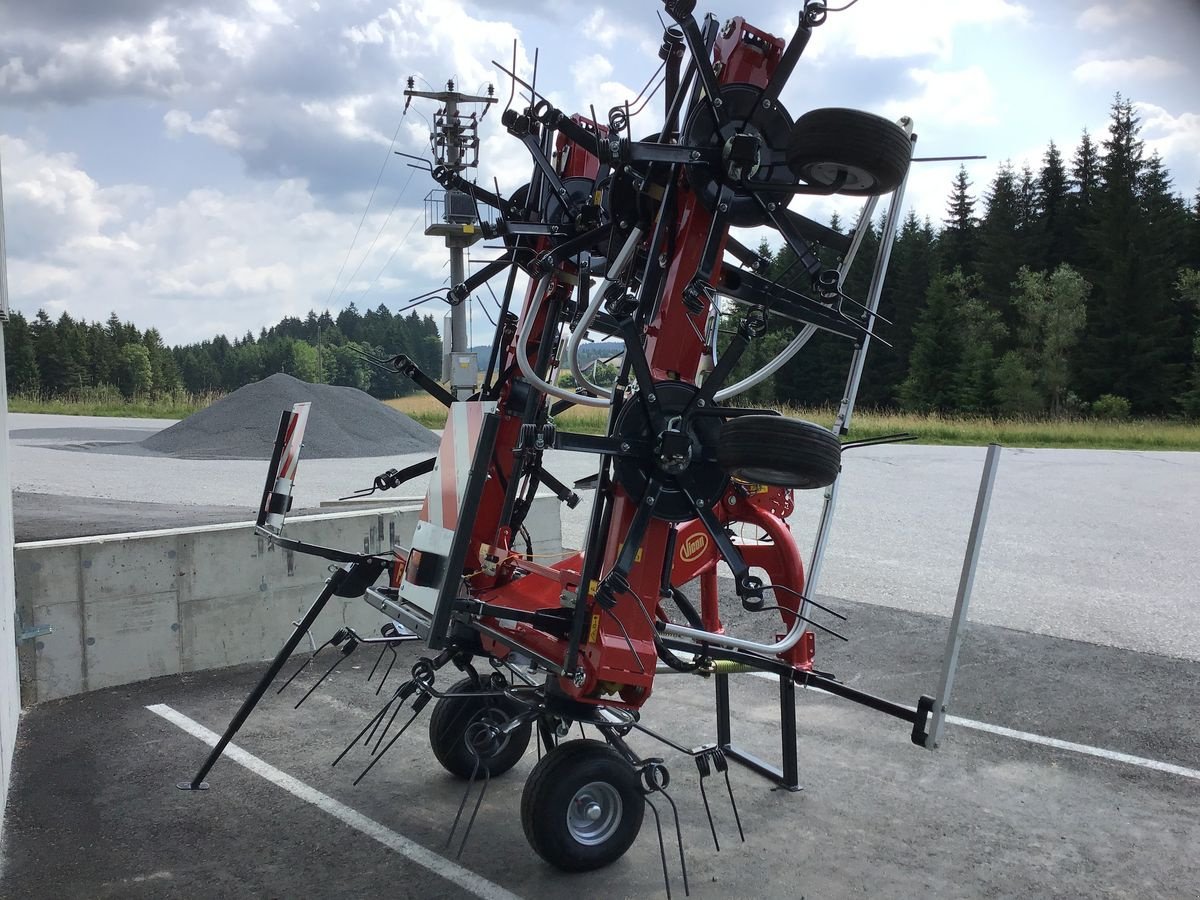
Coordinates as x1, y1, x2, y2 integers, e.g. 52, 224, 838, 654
445, 190, 475, 224
448, 352, 479, 389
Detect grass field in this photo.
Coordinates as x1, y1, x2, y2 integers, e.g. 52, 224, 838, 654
9, 388, 219, 419
9, 389, 1198, 450
385, 394, 1200, 451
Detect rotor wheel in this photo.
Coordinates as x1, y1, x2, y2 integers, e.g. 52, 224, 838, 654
428, 677, 532, 779
787, 108, 911, 197
521, 739, 645, 872
717, 415, 841, 489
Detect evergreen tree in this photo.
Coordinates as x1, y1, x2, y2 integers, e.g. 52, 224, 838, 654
900, 269, 972, 411
1036, 141, 1071, 269
3, 311, 41, 393
1176, 269, 1200, 417
976, 162, 1024, 327
939, 166, 978, 273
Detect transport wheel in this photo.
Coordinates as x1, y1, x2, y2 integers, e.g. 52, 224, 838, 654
521, 739, 645, 872
787, 108, 911, 196
717, 415, 841, 489
428, 677, 532, 779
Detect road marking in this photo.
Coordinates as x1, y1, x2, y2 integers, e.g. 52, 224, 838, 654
747, 673, 1200, 782
146, 704, 522, 900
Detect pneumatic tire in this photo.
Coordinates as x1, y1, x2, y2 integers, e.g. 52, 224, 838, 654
521, 739, 644, 872
428, 677, 532, 779
787, 108, 911, 196
717, 415, 841, 489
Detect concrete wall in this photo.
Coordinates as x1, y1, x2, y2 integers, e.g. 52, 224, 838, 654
14, 498, 562, 705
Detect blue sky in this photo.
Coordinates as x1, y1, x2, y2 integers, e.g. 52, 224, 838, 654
1, 0, 1197, 346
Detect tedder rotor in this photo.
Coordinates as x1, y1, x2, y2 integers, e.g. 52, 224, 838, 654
175, 2, 987, 889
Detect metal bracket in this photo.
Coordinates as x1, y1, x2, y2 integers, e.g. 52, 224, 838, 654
15, 611, 52, 644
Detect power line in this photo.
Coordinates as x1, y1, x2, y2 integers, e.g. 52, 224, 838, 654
324, 116, 406, 306
332, 166, 417, 306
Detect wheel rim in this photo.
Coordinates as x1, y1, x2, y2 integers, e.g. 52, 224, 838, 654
566, 781, 623, 846
799, 160, 879, 192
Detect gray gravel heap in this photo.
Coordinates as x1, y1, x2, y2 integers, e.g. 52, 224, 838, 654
141, 373, 439, 459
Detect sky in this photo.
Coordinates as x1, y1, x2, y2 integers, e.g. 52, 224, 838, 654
1, 0, 1197, 347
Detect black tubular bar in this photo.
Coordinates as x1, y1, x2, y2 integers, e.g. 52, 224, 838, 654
179, 562, 378, 789
427, 412, 502, 650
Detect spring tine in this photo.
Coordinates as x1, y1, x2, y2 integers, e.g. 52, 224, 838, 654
332, 700, 391, 768
353, 698, 426, 786
295, 640, 357, 709
446, 755, 481, 850
695, 754, 719, 851
659, 787, 690, 897
276, 647, 321, 694
372, 693, 407, 753
644, 797, 673, 900
457, 768, 490, 859
367, 645, 388, 682
713, 750, 745, 842
375, 648, 398, 695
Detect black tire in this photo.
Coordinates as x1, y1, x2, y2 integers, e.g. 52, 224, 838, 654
717, 415, 841, 489
521, 739, 645, 872
428, 677, 532, 779
787, 108, 911, 197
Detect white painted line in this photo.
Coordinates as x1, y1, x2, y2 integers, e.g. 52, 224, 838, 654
746, 672, 1200, 782
146, 704, 522, 900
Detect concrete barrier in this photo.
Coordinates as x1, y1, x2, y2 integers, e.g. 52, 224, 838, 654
15, 499, 562, 705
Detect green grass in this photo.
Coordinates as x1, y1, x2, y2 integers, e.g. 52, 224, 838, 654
9, 388, 220, 420
387, 395, 1200, 451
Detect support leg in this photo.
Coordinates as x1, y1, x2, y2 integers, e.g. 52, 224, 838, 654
177, 566, 349, 790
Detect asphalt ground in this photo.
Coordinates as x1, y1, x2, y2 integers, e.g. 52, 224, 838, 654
2, 593, 1198, 899
5, 413, 1199, 897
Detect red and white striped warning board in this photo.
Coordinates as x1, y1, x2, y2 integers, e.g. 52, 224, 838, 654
420, 400, 497, 531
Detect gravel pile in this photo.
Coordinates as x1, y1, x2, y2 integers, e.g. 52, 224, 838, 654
141, 373, 439, 459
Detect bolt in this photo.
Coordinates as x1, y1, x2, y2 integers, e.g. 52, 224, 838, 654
619, 220, 629, 229
624, 165, 632, 174
694, 498, 704, 509
647, 394, 656, 403
718, 202, 729, 212
620, 442, 630, 452
585, 802, 603, 822
658, 253, 669, 267
713, 97, 723, 109
726, 494, 737, 506
572, 670, 587, 688
690, 149, 701, 160
762, 98, 772, 109
697, 398, 706, 407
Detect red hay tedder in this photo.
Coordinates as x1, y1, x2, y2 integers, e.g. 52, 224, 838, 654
177, 2, 992, 888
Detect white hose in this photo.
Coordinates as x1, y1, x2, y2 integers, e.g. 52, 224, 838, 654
566, 227, 644, 398
714, 193, 882, 402
515, 275, 610, 407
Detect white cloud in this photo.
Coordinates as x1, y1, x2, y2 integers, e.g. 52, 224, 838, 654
164, 108, 242, 148
1072, 55, 1187, 84
1135, 101, 1200, 172
801, 0, 1030, 63
0, 134, 448, 343
883, 66, 998, 128
1075, 1, 1156, 30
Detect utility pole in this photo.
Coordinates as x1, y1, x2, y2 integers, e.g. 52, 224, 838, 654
404, 78, 495, 398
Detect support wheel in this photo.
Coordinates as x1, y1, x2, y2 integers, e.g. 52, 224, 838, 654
717, 415, 841, 489
787, 108, 911, 197
428, 677, 532, 778
521, 739, 645, 872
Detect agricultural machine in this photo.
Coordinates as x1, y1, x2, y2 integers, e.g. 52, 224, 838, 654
179, 1, 991, 890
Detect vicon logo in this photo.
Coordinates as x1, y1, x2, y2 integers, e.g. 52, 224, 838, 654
679, 533, 709, 562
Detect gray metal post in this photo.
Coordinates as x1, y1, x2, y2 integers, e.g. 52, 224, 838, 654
925, 443, 1002, 749
802, 120, 915, 617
